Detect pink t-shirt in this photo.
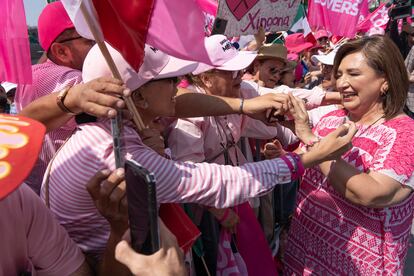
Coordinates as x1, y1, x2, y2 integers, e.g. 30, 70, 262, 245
284, 109, 414, 275
15, 60, 81, 194
0, 185, 84, 275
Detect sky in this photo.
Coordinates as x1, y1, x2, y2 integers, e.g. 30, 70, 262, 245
23, 0, 47, 27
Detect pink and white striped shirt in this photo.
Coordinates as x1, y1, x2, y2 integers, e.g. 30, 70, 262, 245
41, 119, 299, 256
16, 60, 81, 194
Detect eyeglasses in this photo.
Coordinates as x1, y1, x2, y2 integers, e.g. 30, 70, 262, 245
212, 70, 243, 79
55, 36, 95, 45
148, 76, 179, 84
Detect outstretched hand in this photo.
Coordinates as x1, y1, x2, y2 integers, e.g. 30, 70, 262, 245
301, 122, 357, 168
243, 93, 289, 125
65, 77, 131, 118
86, 168, 128, 236
115, 220, 186, 276
264, 140, 287, 159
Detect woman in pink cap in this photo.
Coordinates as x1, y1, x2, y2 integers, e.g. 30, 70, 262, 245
42, 41, 356, 270
167, 35, 344, 274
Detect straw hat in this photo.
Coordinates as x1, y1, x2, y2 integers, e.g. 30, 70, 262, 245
256, 44, 297, 70
257, 44, 288, 62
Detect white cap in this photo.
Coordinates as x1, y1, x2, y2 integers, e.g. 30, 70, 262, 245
83, 43, 198, 91
193, 35, 257, 75
1, 82, 17, 94
311, 48, 338, 66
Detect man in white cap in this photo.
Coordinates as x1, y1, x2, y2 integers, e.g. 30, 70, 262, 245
1, 82, 17, 114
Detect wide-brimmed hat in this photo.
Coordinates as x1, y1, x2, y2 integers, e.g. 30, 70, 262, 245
193, 35, 257, 75
83, 43, 198, 91
0, 114, 45, 199
38, 1, 75, 52
257, 44, 288, 61
257, 44, 297, 70
285, 33, 314, 54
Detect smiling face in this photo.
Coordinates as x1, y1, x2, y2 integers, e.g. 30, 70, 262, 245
335, 51, 387, 119
253, 58, 285, 88
200, 69, 243, 98
133, 77, 178, 121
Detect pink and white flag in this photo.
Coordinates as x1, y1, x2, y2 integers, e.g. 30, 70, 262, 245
62, 0, 213, 71
308, 0, 369, 38
356, 3, 390, 33
197, 0, 218, 35
0, 0, 32, 84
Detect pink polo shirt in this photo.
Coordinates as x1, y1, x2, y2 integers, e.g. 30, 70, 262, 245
15, 60, 81, 194
42, 119, 299, 256
167, 82, 298, 164
0, 185, 84, 276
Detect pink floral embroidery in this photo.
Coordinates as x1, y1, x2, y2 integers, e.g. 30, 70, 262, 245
284, 110, 414, 275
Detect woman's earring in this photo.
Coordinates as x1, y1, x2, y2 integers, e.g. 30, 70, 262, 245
142, 101, 149, 109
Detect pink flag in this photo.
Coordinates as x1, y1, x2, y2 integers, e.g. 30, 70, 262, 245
63, 0, 213, 72
356, 3, 390, 33
146, 0, 212, 65
0, 0, 32, 84
197, 0, 218, 35
308, 0, 369, 38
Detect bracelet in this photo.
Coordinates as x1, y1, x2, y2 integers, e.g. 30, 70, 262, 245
217, 208, 231, 223
239, 98, 244, 114
56, 87, 79, 115
305, 137, 321, 151
280, 153, 305, 180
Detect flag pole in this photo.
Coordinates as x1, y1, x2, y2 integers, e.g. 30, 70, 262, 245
79, 2, 145, 131
79, 2, 146, 168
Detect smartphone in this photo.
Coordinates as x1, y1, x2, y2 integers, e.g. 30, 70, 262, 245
211, 18, 228, 35
124, 159, 160, 254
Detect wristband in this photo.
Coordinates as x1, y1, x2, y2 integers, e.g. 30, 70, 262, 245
56, 87, 79, 115
239, 98, 244, 114
280, 153, 305, 180
217, 208, 231, 223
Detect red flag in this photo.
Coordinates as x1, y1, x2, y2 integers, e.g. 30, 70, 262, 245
91, 0, 153, 71
0, 0, 32, 84
159, 203, 201, 254
65, 0, 213, 71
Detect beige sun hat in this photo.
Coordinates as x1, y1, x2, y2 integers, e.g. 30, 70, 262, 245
257, 44, 297, 70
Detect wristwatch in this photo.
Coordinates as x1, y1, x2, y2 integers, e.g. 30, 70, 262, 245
56, 87, 79, 115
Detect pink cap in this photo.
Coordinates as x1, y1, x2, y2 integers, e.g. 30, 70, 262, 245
314, 30, 330, 40
82, 43, 198, 91
285, 33, 314, 54
38, 2, 74, 52
193, 35, 257, 75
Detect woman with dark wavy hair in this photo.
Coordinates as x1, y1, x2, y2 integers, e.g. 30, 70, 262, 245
283, 35, 414, 275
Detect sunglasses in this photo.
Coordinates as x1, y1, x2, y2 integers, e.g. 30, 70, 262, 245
55, 36, 96, 45
216, 70, 243, 79
148, 76, 179, 84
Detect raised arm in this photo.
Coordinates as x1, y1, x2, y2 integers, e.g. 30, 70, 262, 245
19, 77, 129, 132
